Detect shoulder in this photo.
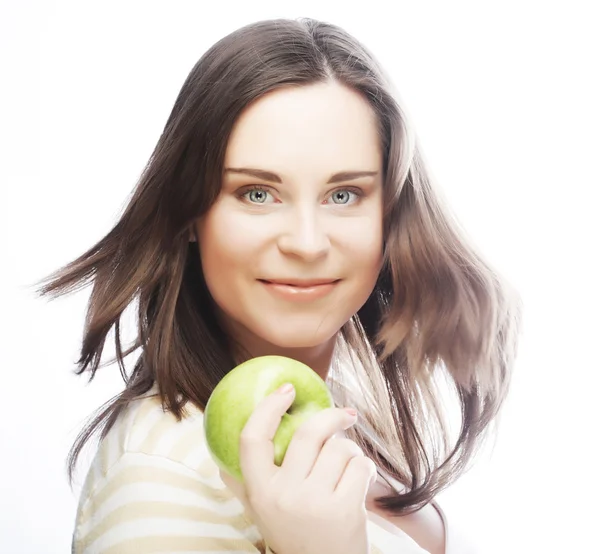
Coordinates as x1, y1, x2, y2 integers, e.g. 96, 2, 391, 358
72, 390, 263, 553
94, 386, 213, 477
72, 449, 262, 553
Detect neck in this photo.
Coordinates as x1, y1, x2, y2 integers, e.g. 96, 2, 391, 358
235, 336, 337, 382
222, 317, 338, 381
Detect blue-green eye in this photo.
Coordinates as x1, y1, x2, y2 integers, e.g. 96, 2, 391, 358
331, 190, 351, 204
327, 189, 361, 205
238, 186, 363, 205
241, 186, 273, 204
247, 189, 269, 203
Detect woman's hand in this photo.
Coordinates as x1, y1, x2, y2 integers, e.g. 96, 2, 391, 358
220, 384, 377, 554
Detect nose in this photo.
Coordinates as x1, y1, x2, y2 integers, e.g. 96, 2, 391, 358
277, 205, 330, 261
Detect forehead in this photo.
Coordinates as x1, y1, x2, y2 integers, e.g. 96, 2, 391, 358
224, 82, 382, 179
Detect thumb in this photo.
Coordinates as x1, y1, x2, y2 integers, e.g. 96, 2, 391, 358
220, 469, 248, 502
370, 469, 379, 488
220, 469, 257, 521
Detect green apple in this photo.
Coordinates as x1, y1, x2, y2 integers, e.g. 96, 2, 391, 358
203, 355, 334, 482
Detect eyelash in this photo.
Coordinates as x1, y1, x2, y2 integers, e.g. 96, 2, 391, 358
237, 185, 365, 205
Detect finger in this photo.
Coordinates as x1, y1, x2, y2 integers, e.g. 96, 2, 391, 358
279, 407, 357, 481
238, 384, 296, 497
308, 437, 364, 492
335, 455, 378, 504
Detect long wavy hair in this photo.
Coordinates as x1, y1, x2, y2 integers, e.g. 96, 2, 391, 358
37, 17, 522, 516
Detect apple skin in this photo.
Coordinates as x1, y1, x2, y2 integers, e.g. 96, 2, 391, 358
203, 355, 334, 482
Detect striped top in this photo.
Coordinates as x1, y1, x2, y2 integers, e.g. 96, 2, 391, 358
71, 387, 463, 553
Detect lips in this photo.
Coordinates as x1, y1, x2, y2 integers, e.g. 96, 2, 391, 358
259, 279, 340, 287
258, 279, 340, 302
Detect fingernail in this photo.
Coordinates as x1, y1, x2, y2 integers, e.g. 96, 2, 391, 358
278, 383, 294, 394
344, 407, 357, 417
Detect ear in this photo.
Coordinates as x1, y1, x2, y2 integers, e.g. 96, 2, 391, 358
189, 225, 198, 243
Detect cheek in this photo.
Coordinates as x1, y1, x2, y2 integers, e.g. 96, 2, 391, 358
352, 225, 384, 296
198, 205, 249, 265
339, 216, 384, 270
196, 207, 266, 308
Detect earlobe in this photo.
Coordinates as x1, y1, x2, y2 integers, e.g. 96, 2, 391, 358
189, 226, 198, 243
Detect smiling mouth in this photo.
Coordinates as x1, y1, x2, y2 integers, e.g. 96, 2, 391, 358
258, 279, 340, 287
258, 279, 340, 300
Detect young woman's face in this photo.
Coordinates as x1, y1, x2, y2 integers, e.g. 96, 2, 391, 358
195, 81, 383, 356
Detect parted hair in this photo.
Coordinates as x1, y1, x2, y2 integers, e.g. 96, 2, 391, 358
38, 17, 522, 515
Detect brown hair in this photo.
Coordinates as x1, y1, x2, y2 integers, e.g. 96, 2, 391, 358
37, 17, 522, 516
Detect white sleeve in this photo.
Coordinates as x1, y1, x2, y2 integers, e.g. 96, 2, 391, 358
72, 451, 269, 553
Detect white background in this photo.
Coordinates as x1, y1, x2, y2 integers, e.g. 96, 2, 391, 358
1, 1, 598, 552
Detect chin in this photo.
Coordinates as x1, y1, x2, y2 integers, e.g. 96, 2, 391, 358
258, 325, 339, 350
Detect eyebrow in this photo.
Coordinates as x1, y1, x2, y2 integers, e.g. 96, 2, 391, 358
224, 167, 379, 184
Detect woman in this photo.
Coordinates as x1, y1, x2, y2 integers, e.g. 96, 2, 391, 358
39, 17, 522, 554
